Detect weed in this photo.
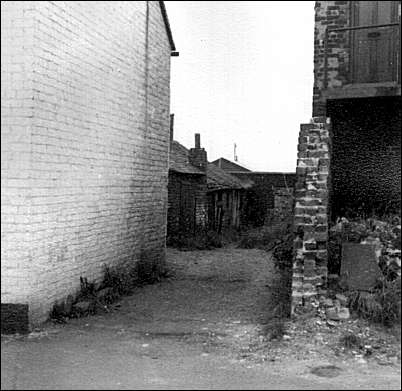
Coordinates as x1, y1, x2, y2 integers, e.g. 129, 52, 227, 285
339, 332, 363, 349
272, 233, 294, 271
348, 277, 401, 326
49, 254, 172, 322
78, 277, 96, 300
265, 319, 285, 341
101, 264, 137, 296
260, 267, 292, 341
167, 229, 223, 251
238, 223, 291, 251
49, 302, 68, 324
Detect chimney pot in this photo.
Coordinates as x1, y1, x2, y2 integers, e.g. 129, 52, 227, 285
170, 114, 174, 143
195, 133, 201, 149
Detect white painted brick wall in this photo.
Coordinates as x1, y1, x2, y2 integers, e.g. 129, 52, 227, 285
1, 1, 172, 325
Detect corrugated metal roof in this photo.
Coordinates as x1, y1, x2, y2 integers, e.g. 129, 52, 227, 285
169, 141, 204, 175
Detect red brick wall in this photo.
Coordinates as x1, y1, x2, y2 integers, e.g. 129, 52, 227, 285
313, 1, 351, 116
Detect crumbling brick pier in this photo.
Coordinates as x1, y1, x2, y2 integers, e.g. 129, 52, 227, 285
291, 117, 331, 314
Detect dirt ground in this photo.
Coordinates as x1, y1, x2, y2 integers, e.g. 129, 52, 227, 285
1, 246, 401, 390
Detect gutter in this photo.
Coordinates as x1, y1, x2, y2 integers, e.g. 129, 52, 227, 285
159, 1, 179, 57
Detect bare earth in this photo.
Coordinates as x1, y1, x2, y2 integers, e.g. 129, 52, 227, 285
1, 247, 401, 390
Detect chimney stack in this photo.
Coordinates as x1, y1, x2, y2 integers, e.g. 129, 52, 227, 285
189, 133, 207, 172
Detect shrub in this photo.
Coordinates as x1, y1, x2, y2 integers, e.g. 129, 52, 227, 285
238, 223, 290, 251
348, 277, 401, 326
272, 232, 293, 271
101, 264, 138, 296
260, 268, 292, 340
78, 276, 97, 299
328, 215, 401, 278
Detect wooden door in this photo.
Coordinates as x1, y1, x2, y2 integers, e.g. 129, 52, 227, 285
352, 1, 398, 83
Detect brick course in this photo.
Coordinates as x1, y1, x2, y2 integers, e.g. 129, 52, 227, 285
1, 1, 172, 326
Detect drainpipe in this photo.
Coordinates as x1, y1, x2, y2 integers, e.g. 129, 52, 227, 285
144, 0, 150, 139
139, 1, 150, 258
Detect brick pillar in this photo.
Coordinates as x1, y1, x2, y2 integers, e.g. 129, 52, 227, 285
291, 117, 331, 315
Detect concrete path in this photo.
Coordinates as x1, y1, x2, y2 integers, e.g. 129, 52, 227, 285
1, 247, 401, 390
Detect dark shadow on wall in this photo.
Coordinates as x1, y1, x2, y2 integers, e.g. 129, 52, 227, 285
327, 96, 401, 220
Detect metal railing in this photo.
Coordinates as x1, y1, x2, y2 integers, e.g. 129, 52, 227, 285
323, 22, 401, 88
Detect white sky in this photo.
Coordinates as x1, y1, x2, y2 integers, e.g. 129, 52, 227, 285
165, 1, 315, 172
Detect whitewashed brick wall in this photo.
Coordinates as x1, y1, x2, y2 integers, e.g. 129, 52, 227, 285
1, 1, 172, 325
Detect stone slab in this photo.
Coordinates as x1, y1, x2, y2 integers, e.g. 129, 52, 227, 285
340, 243, 382, 291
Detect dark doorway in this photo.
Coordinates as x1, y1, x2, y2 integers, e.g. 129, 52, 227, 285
179, 180, 196, 235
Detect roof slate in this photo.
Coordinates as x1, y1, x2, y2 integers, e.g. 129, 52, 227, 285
169, 141, 204, 175
169, 141, 252, 190
211, 157, 251, 172
206, 163, 247, 191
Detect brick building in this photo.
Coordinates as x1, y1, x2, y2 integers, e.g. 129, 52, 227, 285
1, 1, 177, 330
291, 1, 401, 312
206, 162, 248, 233
212, 158, 296, 226
167, 134, 207, 244
167, 134, 247, 243
313, 0, 401, 218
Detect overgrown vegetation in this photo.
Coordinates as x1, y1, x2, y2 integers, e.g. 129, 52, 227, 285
261, 263, 293, 341
50, 251, 172, 323
272, 232, 294, 272
328, 214, 401, 326
329, 215, 401, 275
348, 277, 401, 327
247, 222, 294, 340
238, 223, 291, 249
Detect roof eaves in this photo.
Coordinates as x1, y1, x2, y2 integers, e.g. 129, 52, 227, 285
159, 1, 178, 54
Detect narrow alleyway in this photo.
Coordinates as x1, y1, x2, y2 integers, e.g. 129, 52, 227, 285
1, 247, 400, 390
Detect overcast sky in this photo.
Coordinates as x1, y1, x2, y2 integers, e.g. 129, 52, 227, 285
165, 1, 315, 172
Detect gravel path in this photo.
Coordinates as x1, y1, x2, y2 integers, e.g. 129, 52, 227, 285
1, 246, 400, 390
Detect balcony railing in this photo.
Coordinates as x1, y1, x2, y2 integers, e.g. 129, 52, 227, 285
323, 22, 401, 89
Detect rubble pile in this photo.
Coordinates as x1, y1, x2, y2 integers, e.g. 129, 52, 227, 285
279, 316, 401, 366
